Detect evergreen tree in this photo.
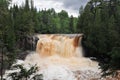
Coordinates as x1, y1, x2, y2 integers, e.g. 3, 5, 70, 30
77, 0, 120, 76
0, 0, 16, 79
58, 10, 69, 33
69, 15, 74, 33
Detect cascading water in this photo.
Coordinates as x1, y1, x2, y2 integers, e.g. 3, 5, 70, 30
4, 34, 103, 80
34, 34, 98, 68
24, 34, 101, 80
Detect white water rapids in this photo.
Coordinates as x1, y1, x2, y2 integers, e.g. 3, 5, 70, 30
3, 34, 104, 80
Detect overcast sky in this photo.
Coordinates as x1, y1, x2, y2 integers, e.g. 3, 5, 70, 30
10, 0, 89, 17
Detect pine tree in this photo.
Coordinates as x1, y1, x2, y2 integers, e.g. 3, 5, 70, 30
77, 0, 120, 76
69, 15, 74, 33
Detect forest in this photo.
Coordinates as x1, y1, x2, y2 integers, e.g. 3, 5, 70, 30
0, 0, 120, 78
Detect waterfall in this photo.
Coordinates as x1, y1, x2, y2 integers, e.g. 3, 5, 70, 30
33, 34, 98, 68
4, 34, 102, 80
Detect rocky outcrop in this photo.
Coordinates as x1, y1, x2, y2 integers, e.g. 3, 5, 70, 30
17, 35, 39, 51
15, 35, 39, 60
17, 51, 31, 60
24, 35, 39, 51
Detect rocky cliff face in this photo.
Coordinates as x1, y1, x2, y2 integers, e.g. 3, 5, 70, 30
16, 35, 39, 60
17, 35, 39, 51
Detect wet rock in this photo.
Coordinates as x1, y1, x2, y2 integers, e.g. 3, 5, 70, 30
17, 35, 39, 51
24, 36, 39, 51
17, 51, 31, 60
73, 68, 102, 80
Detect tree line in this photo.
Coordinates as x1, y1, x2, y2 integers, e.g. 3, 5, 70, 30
0, 0, 77, 75
0, 0, 120, 77
77, 0, 120, 76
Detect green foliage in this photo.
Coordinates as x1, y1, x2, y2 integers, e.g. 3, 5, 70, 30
0, 1, 16, 79
101, 47, 120, 77
69, 15, 74, 33
77, 0, 120, 76
8, 64, 43, 80
0, 0, 79, 77
34, 9, 76, 33
1, 0, 120, 78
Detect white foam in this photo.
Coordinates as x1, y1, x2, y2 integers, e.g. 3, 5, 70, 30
3, 34, 101, 80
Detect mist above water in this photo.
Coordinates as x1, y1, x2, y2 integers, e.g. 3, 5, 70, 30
4, 34, 101, 80
24, 34, 100, 80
